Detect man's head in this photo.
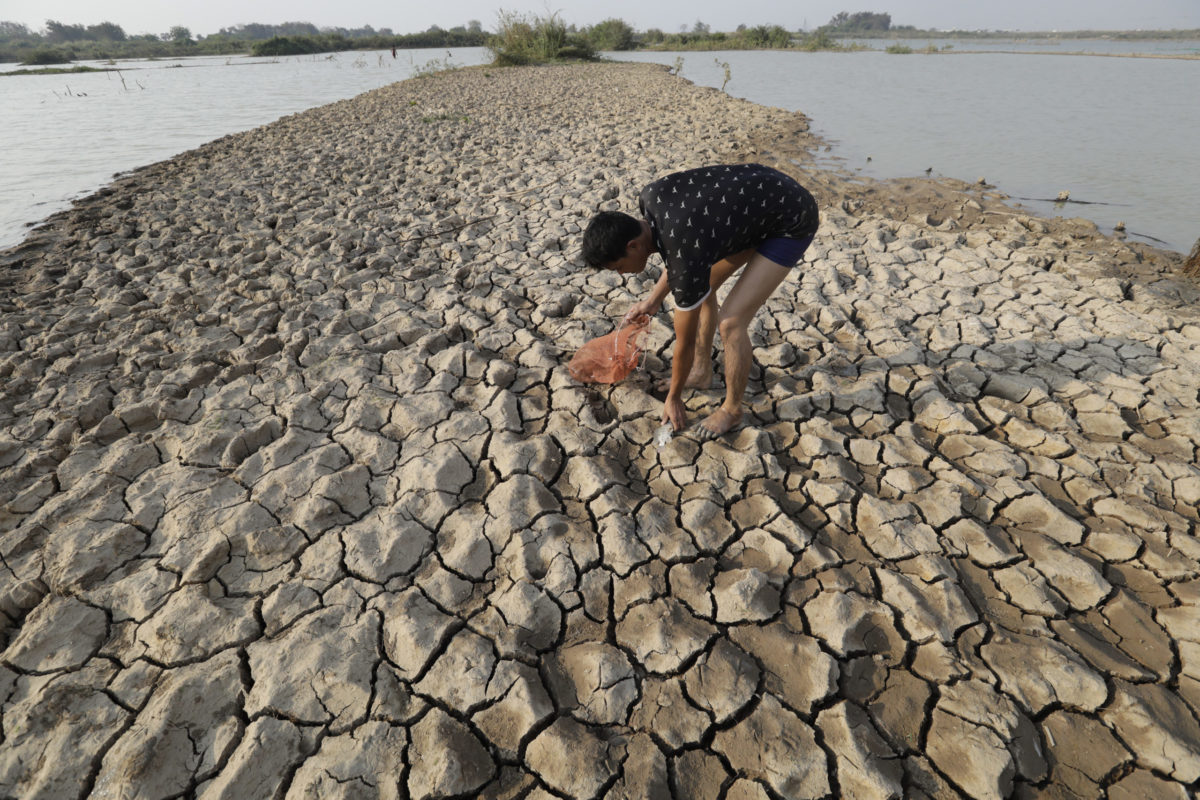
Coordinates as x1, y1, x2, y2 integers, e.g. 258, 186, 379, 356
581, 211, 650, 273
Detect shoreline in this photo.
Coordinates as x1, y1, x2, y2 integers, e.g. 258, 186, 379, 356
3, 38, 1197, 72
638, 46, 1200, 60
2, 63, 1199, 799
2, 48, 1193, 255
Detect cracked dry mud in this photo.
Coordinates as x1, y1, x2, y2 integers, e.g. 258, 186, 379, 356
1, 62, 1199, 800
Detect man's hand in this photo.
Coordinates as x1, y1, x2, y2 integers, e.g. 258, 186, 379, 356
662, 394, 687, 431
624, 268, 671, 326
623, 297, 659, 325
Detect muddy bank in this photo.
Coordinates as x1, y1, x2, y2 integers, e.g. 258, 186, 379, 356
1, 62, 1199, 799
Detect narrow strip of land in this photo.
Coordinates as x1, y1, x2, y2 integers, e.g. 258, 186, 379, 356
1, 63, 1197, 800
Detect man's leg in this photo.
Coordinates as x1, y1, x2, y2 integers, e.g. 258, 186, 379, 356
678, 249, 754, 388
698, 252, 791, 438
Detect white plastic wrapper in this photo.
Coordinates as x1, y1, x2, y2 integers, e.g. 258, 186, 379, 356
654, 423, 672, 451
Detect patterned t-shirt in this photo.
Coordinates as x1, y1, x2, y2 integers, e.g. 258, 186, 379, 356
639, 163, 819, 310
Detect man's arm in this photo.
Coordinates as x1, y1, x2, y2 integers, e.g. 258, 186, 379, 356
663, 306, 701, 431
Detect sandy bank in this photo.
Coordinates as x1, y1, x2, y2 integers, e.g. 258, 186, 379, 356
1, 62, 1199, 799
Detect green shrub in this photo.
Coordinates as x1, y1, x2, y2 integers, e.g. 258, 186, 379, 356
586, 18, 635, 51
556, 45, 593, 60
488, 10, 593, 65
800, 28, 838, 51
736, 24, 791, 48
252, 36, 325, 56
886, 44, 913, 54
491, 49, 530, 66
22, 48, 71, 65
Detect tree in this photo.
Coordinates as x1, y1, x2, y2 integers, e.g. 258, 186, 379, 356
86, 22, 127, 41
692, 20, 710, 35
0, 21, 33, 41
587, 18, 634, 51
45, 20, 88, 42
164, 26, 193, 43
467, 19, 483, 34
218, 23, 276, 40
826, 11, 891, 33
277, 21, 320, 36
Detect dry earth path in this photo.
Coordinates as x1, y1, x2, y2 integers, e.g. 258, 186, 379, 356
1, 62, 1199, 799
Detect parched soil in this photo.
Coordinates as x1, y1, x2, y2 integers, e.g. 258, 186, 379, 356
1, 62, 1198, 800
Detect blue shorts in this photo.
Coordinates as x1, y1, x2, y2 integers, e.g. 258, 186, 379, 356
757, 235, 815, 268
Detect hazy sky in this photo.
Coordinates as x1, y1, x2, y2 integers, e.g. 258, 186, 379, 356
6, 0, 1199, 37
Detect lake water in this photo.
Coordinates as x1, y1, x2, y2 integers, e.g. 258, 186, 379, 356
849, 37, 1200, 56
611, 48, 1200, 252
1, 43, 1197, 252
0, 48, 492, 250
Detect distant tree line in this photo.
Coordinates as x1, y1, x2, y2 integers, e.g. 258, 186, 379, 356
635, 22, 799, 51
488, 13, 860, 65
0, 19, 488, 64
4, 13, 1195, 65
0, 13, 868, 64
251, 28, 487, 56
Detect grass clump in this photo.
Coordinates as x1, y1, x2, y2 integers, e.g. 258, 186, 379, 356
411, 57, 459, 78
487, 10, 595, 65
3, 65, 104, 76
886, 44, 913, 54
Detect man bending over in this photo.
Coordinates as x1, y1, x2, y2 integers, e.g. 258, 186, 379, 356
581, 163, 819, 439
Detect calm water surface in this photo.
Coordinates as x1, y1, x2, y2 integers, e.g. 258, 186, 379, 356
1, 44, 1197, 252
0, 48, 490, 250
850, 37, 1200, 55
612, 48, 1199, 251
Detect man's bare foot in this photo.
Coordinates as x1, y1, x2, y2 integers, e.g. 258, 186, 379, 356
696, 407, 742, 441
656, 364, 715, 393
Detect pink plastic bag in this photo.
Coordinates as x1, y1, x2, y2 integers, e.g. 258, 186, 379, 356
568, 316, 650, 384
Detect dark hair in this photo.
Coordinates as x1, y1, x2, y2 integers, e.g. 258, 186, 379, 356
581, 211, 642, 267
